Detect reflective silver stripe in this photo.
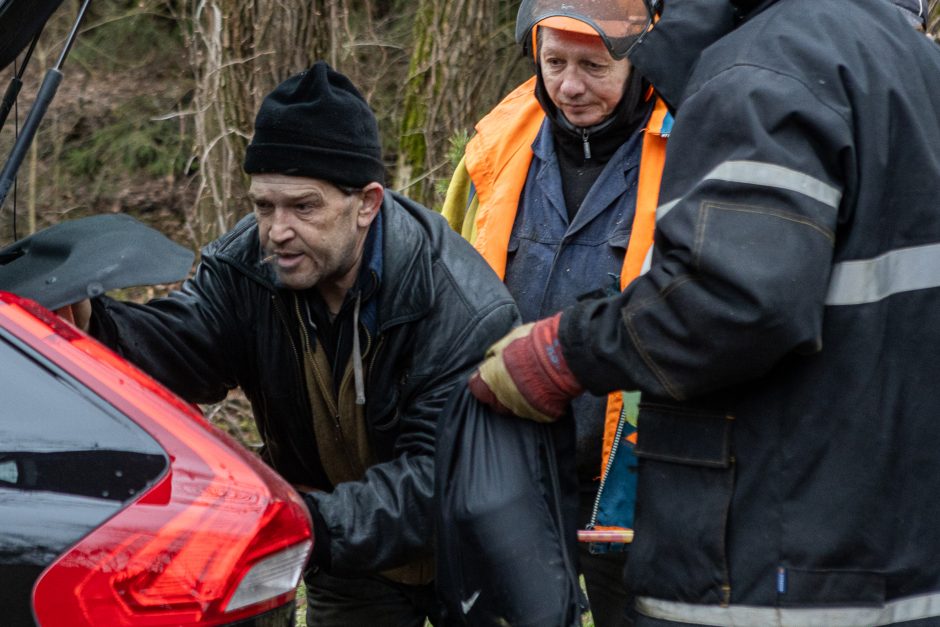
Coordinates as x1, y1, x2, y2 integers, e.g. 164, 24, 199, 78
656, 160, 842, 222
826, 242, 940, 305
708, 160, 842, 208
656, 198, 680, 221
638, 591, 940, 627
639, 244, 654, 276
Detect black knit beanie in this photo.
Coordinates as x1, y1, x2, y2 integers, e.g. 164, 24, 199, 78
244, 61, 385, 187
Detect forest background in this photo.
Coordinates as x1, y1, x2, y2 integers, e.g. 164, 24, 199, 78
0, 0, 938, 447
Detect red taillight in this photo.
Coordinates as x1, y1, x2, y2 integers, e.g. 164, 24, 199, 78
0, 293, 312, 626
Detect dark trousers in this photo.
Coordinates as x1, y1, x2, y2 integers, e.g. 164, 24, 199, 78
579, 543, 632, 627
305, 567, 439, 627
578, 496, 634, 627
635, 617, 712, 627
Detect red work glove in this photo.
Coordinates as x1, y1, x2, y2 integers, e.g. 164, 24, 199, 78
469, 313, 584, 422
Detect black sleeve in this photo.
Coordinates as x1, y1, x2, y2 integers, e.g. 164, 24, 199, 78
89, 256, 244, 404
561, 64, 852, 401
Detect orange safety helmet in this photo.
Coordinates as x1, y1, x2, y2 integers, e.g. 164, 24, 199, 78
515, 0, 660, 60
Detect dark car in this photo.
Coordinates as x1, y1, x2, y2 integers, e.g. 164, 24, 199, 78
0, 290, 313, 626
0, 3, 312, 623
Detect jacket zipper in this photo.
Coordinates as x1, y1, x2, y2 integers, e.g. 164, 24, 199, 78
362, 324, 373, 366
271, 293, 301, 373
367, 329, 383, 376
292, 294, 350, 451
586, 404, 628, 530
362, 270, 378, 374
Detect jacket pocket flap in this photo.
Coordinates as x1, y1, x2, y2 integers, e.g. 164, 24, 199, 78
634, 404, 733, 468
608, 231, 631, 250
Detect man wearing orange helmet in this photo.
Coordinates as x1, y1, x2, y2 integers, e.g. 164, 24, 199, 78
442, 2, 667, 624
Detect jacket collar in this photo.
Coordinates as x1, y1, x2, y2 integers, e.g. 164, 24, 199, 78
373, 191, 433, 332
729, 0, 779, 19
204, 212, 277, 288
629, 0, 736, 112
531, 112, 645, 234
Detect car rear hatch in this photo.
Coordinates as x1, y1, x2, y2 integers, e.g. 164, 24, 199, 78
0, 292, 312, 626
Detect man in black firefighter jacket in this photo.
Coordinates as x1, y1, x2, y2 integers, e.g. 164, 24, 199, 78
470, 0, 940, 624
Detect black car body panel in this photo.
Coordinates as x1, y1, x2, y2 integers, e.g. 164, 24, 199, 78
0, 330, 168, 624
0, 0, 64, 70
0, 214, 196, 310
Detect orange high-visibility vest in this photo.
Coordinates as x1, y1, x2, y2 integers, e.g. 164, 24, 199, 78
448, 77, 670, 475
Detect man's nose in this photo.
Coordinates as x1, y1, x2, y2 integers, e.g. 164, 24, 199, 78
267, 208, 294, 242
559, 69, 586, 97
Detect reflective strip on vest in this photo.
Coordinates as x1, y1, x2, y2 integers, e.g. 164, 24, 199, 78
826, 242, 940, 305
656, 160, 842, 222
637, 592, 940, 627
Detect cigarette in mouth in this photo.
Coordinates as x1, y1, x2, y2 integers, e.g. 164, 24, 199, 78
261, 253, 278, 264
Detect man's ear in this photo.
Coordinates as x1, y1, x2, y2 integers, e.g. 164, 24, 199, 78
357, 182, 384, 228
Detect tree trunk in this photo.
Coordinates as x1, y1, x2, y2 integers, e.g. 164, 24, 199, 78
181, 0, 526, 236
395, 0, 525, 210
180, 0, 418, 244
181, 0, 326, 245
929, 0, 939, 41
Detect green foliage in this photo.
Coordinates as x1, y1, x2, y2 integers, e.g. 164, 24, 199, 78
72, 1, 182, 74
433, 129, 471, 200
930, 0, 940, 40
446, 129, 471, 167
1, 0, 195, 228
62, 96, 187, 180
295, 581, 307, 626
61, 2, 189, 181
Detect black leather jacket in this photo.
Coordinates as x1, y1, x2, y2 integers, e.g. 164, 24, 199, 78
92, 191, 519, 574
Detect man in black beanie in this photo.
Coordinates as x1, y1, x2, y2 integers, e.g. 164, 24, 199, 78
74, 61, 519, 625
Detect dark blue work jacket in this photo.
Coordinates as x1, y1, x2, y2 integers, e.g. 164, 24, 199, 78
504, 118, 645, 484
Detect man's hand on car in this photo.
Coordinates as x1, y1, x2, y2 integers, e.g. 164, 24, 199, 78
55, 299, 92, 332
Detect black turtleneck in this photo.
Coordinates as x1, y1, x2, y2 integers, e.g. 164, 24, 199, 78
535, 68, 650, 221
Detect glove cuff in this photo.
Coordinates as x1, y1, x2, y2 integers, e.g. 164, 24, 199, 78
502, 313, 584, 419
530, 313, 583, 397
